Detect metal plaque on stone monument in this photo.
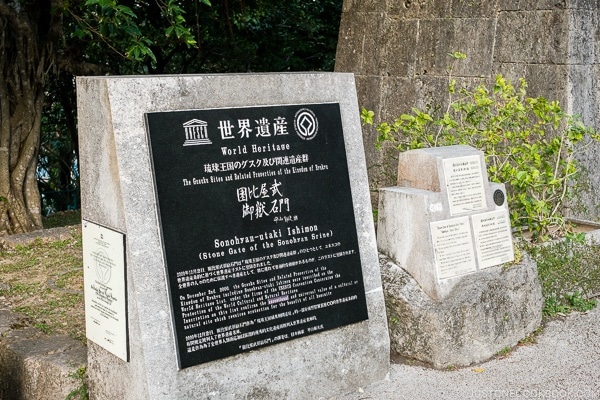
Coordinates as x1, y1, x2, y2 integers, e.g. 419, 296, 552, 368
429, 216, 477, 280
83, 220, 129, 361
471, 209, 515, 269
442, 155, 487, 216
145, 103, 369, 368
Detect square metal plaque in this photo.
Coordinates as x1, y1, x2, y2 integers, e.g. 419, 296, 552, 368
145, 103, 369, 368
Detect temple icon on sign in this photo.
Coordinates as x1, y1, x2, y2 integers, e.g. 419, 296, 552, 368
183, 119, 212, 146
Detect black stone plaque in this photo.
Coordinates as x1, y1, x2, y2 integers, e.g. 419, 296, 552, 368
145, 103, 369, 368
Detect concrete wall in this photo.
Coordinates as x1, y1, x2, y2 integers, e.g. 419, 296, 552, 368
335, 0, 600, 220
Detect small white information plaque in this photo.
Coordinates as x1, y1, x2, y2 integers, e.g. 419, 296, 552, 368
443, 155, 487, 215
82, 220, 128, 361
472, 209, 515, 269
430, 217, 477, 280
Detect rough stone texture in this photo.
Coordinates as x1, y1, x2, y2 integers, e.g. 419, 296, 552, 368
495, 11, 569, 64
0, 309, 87, 400
76, 73, 389, 400
380, 254, 543, 369
0, 225, 81, 248
416, 18, 495, 77
396, 145, 491, 192
335, 0, 600, 221
377, 146, 509, 301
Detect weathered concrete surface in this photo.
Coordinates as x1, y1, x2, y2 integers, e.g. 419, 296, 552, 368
77, 73, 389, 400
0, 309, 87, 400
336, 0, 600, 220
377, 145, 511, 301
380, 254, 543, 369
340, 303, 600, 400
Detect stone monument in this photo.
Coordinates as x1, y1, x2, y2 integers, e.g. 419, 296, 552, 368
336, 0, 600, 221
77, 73, 389, 399
377, 145, 542, 368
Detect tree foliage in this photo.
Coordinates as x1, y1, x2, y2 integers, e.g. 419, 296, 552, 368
64, 0, 341, 74
364, 73, 599, 241
1, 0, 342, 231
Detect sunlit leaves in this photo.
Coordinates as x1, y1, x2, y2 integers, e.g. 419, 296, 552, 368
365, 68, 599, 241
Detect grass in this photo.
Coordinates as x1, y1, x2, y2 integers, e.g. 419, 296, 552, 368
518, 326, 544, 346
495, 346, 512, 358
2, 208, 599, 344
0, 221, 85, 343
525, 235, 600, 318
42, 210, 82, 229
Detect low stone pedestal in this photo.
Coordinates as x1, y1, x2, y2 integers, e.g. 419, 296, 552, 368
0, 309, 87, 400
380, 254, 543, 369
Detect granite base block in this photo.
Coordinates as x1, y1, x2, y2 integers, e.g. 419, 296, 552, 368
380, 254, 543, 369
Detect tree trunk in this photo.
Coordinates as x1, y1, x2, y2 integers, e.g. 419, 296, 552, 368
0, 1, 61, 235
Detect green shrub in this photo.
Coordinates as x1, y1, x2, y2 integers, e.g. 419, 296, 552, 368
363, 55, 599, 241
526, 235, 600, 316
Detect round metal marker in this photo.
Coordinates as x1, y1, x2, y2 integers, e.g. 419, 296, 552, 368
493, 189, 505, 206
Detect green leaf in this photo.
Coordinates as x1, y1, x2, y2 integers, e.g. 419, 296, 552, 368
116, 5, 136, 18
448, 51, 467, 60
360, 108, 374, 125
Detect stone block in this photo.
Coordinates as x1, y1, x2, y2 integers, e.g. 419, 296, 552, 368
412, 75, 456, 110
381, 17, 418, 78
336, 12, 387, 76
451, 0, 499, 17
568, 65, 598, 125
492, 63, 570, 104
337, 0, 600, 222
387, 0, 451, 19
522, 64, 569, 103
380, 254, 543, 369
380, 77, 418, 119
569, 63, 600, 219
1, 225, 81, 247
416, 18, 495, 77
396, 145, 491, 194
336, 12, 368, 74
499, 0, 569, 10
351, 75, 390, 205
361, 13, 387, 76
377, 186, 445, 300
572, 139, 600, 219
567, 9, 598, 65
491, 62, 528, 82
377, 146, 514, 300
0, 311, 87, 400
342, 0, 387, 13
495, 11, 569, 64
569, 0, 598, 10
77, 73, 390, 400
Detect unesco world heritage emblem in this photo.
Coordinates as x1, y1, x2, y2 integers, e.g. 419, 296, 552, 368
294, 108, 318, 140
183, 119, 212, 146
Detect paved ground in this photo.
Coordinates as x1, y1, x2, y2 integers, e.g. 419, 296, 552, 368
340, 306, 600, 400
